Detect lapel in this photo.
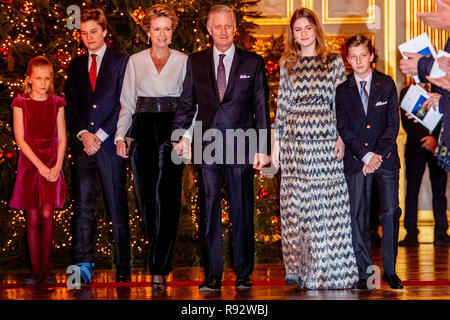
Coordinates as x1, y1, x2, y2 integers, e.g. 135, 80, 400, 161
366, 71, 384, 119
348, 73, 367, 120
95, 47, 110, 93
81, 53, 94, 96
206, 49, 221, 102
222, 47, 242, 100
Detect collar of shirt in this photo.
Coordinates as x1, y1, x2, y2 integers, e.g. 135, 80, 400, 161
355, 71, 373, 95
213, 44, 235, 83
88, 43, 107, 73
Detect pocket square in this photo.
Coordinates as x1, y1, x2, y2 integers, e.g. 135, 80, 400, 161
375, 101, 387, 106
240, 74, 251, 79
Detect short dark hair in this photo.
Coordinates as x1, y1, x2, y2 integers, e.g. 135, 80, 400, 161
81, 8, 107, 30
346, 34, 375, 56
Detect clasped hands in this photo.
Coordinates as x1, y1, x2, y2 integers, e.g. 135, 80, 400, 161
82, 132, 102, 156
362, 154, 382, 176
38, 164, 61, 182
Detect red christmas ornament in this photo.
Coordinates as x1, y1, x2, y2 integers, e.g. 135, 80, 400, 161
5, 152, 14, 159
266, 61, 279, 76
0, 46, 9, 60
258, 188, 269, 199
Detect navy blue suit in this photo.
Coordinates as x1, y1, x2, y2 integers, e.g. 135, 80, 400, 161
65, 47, 130, 270
172, 47, 270, 280
336, 70, 401, 279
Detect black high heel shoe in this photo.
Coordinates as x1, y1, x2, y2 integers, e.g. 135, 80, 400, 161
152, 275, 166, 291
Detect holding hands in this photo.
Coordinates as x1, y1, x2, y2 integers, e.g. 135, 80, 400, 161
38, 164, 61, 182
172, 137, 192, 160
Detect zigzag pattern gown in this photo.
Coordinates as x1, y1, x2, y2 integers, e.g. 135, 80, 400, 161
273, 53, 359, 289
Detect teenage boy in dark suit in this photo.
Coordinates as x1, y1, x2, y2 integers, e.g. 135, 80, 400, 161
336, 34, 403, 290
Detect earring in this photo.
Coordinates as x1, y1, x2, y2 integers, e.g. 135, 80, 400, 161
147, 34, 150, 45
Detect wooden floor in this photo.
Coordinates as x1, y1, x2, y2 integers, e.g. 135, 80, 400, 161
0, 244, 449, 301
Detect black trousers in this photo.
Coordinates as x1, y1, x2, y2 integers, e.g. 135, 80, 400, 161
131, 112, 184, 275
71, 147, 130, 269
197, 164, 255, 279
346, 168, 402, 278
404, 142, 448, 237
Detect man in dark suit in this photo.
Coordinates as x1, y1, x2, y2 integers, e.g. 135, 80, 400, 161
336, 34, 403, 290
398, 85, 449, 247
172, 5, 270, 291
65, 8, 130, 283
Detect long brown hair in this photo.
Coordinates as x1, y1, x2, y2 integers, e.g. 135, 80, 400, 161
22, 56, 55, 95
281, 8, 330, 75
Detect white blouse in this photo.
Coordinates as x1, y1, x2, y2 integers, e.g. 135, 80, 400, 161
115, 49, 195, 142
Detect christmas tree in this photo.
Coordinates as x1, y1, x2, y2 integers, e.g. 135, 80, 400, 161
0, 0, 284, 269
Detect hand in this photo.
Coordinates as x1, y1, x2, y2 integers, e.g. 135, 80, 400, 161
399, 52, 422, 77
426, 74, 450, 91
405, 112, 420, 123
422, 92, 442, 111
418, 0, 450, 30
38, 165, 51, 180
334, 136, 345, 161
173, 137, 191, 160
367, 153, 382, 172
253, 153, 270, 171
271, 140, 280, 169
421, 136, 437, 152
362, 164, 374, 176
116, 140, 128, 159
81, 132, 101, 156
437, 56, 450, 75
47, 166, 61, 182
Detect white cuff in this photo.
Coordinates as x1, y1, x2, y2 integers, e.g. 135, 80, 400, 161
77, 130, 88, 140
95, 128, 109, 142
362, 152, 375, 165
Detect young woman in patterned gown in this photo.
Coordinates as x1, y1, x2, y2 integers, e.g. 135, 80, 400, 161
271, 8, 358, 289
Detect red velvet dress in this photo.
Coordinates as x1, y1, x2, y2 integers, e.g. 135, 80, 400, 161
9, 95, 66, 210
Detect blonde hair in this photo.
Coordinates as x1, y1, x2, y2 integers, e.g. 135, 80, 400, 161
281, 8, 330, 75
22, 56, 55, 95
141, 4, 178, 33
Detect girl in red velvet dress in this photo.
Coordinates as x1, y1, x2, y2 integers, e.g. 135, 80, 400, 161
10, 56, 67, 285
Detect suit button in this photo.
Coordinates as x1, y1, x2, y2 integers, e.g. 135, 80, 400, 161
364, 143, 368, 146
366, 125, 371, 129
93, 105, 97, 109
90, 122, 94, 126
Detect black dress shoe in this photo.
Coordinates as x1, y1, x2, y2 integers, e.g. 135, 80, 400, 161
116, 268, 131, 283
382, 273, 403, 289
235, 276, 252, 289
351, 278, 370, 291
199, 277, 221, 291
399, 234, 419, 247
434, 234, 450, 247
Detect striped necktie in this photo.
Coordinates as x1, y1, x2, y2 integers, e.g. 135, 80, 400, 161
360, 80, 369, 115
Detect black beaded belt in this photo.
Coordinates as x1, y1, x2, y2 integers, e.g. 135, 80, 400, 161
135, 96, 179, 113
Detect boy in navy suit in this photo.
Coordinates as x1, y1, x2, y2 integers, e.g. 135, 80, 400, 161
65, 8, 130, 283
336, 34, 403, 290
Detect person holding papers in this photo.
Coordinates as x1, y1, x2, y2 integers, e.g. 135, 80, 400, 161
336, 34, 403, 290
398, 85, 449, 247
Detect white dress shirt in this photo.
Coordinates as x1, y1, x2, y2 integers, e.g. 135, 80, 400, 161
355, 72, 375, 164
116, 49, 196, 142
213, 44, 236, 86
77, 43, 109, 142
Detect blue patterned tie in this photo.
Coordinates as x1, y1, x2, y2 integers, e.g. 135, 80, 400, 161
360, 80, 369, 115
217, 54, 226, 101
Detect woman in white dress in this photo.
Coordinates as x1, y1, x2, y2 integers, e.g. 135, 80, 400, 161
116, 4, 191, 291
